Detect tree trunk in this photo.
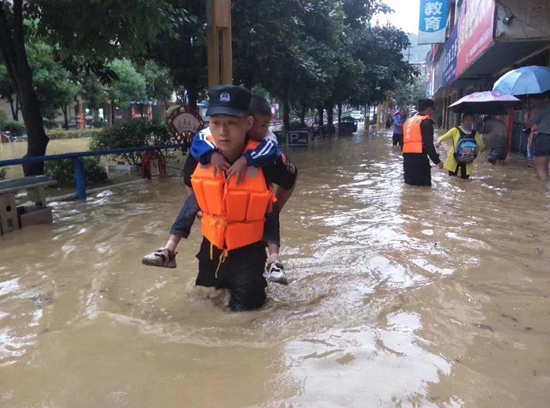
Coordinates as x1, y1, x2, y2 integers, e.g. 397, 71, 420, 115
140, 103, 144, 118
337, 102, 342, 124
110, 101, 116, 124
0, 0, 48, 175
283, 99, 291, 131
316, 106, 323, 125
62, 106, 69, 130
8, 97, 16, 119
326, 103, 334, 125
299, 102, 307, 127
187, 87, 198, 109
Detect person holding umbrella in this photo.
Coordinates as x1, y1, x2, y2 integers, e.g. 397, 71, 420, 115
480, 115, 509, 165
525, 93, 550, 181
436, 112, 485, 180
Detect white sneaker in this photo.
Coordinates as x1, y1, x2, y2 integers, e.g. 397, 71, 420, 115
142, 248, 177, 268
263, 261, 288, 285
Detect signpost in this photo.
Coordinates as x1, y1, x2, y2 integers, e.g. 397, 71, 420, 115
207, 0, 232, 87
287, 130, 310, 148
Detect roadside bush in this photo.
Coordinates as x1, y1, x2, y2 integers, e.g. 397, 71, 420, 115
92, 120, 109, 129
44, 157, 108, 188
90, 119, 172, 166
43, 119, 59, 129
46, 129, 101, 140
3, 120, 26, 136
0, 168, 6, 181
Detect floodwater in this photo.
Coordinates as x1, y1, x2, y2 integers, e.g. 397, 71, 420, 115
1, 128, 550, 407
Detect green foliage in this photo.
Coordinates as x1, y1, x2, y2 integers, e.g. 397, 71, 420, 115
394, 77, 429, 108
46, 129, 101, 140
44, 157, 108, 188
140, 60, 174, 103
3, 120, 26, 136
26, 41, 79, 119
106, 59, 147, 108
90, 120, 172, 166
80, 73, 108, 110
0, 168, 6, 180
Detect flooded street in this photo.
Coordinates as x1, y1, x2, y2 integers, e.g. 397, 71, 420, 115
1, 130, 550, 407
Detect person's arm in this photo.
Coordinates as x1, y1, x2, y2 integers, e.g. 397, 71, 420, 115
527, 106, 542, 129
190, 131, 217, 165
244, 137, 282, 167
437, 128, 455, 143
421, 120, 441, 165
183, 154, 199, 188
262, 155, 298, 196
475, 132, 487, 152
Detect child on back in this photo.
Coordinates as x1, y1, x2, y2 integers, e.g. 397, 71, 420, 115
142, 95, 290, 285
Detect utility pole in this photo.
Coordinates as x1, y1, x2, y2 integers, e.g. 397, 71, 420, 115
207, 0, 233, 87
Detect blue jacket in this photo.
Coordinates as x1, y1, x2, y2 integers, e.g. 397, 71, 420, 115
191, 129, 281, 167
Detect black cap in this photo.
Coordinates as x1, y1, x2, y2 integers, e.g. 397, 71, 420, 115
206, 85, 251, 117
418, 99, 435, 112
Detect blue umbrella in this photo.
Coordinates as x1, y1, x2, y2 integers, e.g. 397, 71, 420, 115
493, 66, 550, 96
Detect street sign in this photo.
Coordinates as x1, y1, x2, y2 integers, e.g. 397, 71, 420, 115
287, 130, 310, 147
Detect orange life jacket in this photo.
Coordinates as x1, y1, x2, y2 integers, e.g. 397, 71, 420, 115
191, 140, 274, 252
403, 115, 429, 154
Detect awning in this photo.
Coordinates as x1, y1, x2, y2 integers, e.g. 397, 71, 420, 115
458, 40, 549, 82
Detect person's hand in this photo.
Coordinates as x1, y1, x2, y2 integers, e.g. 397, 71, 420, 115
226, 156, 248, 185
210, 152, 230, 177
437, 162, 444, 169
196, 210, 203, 220
435, 141, 442, 149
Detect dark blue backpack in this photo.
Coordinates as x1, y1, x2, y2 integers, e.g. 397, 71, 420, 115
454, 127, 478, 164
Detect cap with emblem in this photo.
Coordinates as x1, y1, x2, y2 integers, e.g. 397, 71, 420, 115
206, 85, 251, 117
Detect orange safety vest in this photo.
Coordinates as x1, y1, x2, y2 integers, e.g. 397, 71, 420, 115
191, 140, 274, 252
403, 115, 429, 154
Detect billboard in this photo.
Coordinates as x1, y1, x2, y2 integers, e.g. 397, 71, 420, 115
443, 24, 458, 86
418, 0, 449, 45
457, 0, 495, 76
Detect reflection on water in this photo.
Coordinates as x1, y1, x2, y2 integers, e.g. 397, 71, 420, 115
1, 130, 550, 407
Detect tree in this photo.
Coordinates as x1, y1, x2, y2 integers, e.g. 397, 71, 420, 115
0, 0, 175, 175
0, 63, 17, 120
26, 42, 78, 124
106, 59, 146, 123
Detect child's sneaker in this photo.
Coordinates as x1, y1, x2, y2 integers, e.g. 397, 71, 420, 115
263, 261, 288, 285
142, 248, 177, 268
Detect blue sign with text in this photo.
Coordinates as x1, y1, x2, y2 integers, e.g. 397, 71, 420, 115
443, 24, 458, 86
418, 0, 448, 45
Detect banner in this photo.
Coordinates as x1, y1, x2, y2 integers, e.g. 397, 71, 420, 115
443, 24, 458, 86
418, 0, 449, 45
457, 0, 495, 76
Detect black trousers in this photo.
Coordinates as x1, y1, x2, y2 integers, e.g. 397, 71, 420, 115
449, 164, 469, 179
403, 154, 432, 187
196, 238, 267, 311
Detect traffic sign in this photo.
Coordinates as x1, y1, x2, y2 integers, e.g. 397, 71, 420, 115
287, 130, 310, 147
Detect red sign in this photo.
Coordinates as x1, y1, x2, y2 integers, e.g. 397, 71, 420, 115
457, 0, 495, 76
166, 105, 205, 145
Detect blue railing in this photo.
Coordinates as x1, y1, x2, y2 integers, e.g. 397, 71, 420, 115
0, 144, 186, 200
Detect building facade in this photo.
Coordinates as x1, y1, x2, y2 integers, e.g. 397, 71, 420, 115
427, 0, 550, 154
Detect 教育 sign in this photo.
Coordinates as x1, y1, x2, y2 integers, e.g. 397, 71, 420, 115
418, 0, 448, 45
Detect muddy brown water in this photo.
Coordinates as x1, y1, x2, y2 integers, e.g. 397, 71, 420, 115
1, 130, 550, 407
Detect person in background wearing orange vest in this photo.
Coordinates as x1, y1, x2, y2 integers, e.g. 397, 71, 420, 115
402, 99, 443, 186
185, 85, 298, 311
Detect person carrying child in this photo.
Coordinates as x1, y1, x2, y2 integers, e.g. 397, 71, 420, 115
142, 89, 296, 287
